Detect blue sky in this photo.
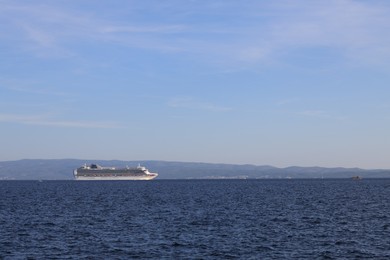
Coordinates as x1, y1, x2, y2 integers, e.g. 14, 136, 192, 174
1, 0, 390, 169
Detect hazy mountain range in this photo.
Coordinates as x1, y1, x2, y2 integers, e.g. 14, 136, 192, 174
0, 159, 389, 180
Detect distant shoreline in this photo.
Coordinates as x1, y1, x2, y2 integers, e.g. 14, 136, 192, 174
1, 159, 390, 180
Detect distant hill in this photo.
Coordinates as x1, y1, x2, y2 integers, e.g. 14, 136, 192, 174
1, 159, 390, 180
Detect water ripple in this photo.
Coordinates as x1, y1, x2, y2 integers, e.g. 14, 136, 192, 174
1, 179, 390, 259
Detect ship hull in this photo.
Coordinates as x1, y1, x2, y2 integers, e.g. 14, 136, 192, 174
74, 174, 158, 181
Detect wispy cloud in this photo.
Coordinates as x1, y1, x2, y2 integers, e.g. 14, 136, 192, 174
100, 25, 186, 34
0, 113, 122, 129
0, 2, 187, 55
168, 97, 232, 112
298, 110, 329, 117
1, 1, 390, 67
276, 98, 301, 106
5, 85, 67, 96
238, 1, 390, 66
296, 110, 346, 121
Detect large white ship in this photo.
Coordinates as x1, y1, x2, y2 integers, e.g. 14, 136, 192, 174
73, 164, 158, 180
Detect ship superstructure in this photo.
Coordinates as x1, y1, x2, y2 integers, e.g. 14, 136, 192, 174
73, 164, 158, 180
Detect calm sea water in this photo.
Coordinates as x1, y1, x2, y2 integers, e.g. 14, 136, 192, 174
1, 179, 389, 259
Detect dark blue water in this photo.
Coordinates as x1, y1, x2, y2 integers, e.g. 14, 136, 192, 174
1, 179, 389, 259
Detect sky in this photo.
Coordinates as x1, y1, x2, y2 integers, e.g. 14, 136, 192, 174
1, 0, 390, 169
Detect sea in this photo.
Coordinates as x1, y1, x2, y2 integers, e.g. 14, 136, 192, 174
1, 179, 389, 259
